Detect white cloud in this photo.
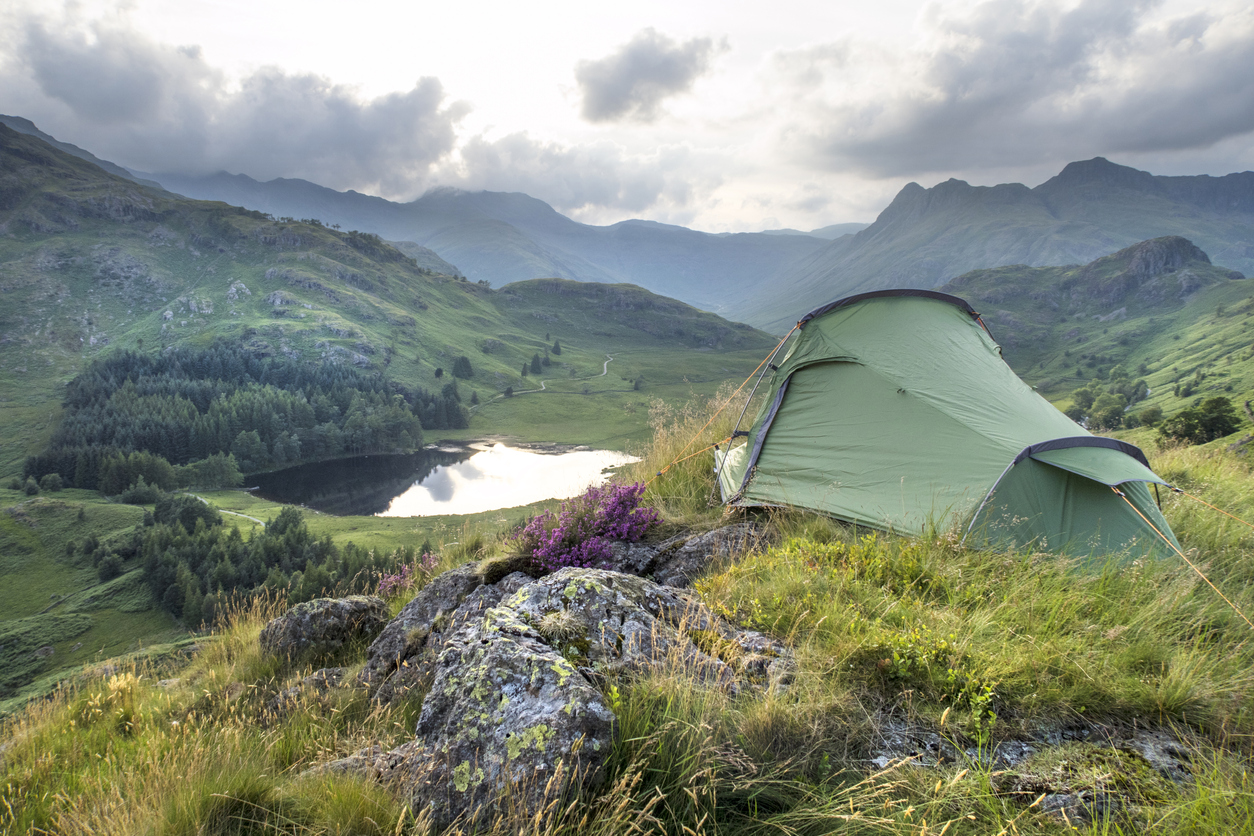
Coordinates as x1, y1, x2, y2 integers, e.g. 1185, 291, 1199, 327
773, 0, 1254, 177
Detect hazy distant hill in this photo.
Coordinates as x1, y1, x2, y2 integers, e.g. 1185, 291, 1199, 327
138, 172, 830, 313
747, 158, 1254, 332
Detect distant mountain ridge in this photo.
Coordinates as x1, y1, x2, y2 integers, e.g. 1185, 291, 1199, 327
134, 171, 830, 314
8, 115, 1254, 338
749, 158, 1254, 331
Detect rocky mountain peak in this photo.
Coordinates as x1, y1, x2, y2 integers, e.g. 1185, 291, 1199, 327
1040, 157, 1158, 193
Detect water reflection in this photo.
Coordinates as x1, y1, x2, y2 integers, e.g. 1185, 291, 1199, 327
250, 449, 473, 516
381, 444, 637, 517
249, 444, 637, 517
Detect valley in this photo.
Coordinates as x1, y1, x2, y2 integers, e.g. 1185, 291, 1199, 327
3, 116, 1254, 836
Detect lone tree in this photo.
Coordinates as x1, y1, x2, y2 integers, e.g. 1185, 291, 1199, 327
530, 353, 542, 374
434, 367, 444, 379
542, 350, 551, 367
504, 386, 514, 397
521, 363, 528, 377
470, 391, 479, 406
551, 339, 561, 355
452, 355, 474, 379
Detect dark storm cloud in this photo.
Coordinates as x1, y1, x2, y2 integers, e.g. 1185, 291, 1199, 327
9, 13, 468, 197
780, 0, 1254, 177
576, 28, 722, 123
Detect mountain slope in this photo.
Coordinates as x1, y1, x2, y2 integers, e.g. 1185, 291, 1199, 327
750, 158, 1254, 332
0, 124, 774, 475
937, 236, 1254, 419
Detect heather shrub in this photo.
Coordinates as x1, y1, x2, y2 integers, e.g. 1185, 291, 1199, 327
376, 551, 439, 598
511, 482, 660, 573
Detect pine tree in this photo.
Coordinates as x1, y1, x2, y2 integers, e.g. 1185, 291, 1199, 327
551, 339, 561, 355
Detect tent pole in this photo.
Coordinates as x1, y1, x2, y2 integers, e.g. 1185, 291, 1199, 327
713, 326, 797, 499
960, 458, 1018, 547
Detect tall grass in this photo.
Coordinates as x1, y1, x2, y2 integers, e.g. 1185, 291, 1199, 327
624, 382, 765, 527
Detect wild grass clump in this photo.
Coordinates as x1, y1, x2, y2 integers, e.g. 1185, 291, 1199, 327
624, 382, 764, 527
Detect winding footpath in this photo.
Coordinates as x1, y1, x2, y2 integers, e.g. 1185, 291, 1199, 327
471, 354, 614, 410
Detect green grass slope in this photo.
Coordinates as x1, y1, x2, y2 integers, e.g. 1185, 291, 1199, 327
938, 237, 1254, 426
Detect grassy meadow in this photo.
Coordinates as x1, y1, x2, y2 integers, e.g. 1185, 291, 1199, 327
4, 388, 1254, 835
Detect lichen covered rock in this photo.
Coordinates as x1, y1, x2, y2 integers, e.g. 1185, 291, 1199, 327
650, 523, 763, 588
600, 523, 762, 588
400, 567, 792, 826
359, 564, 535, 703
356, 563, 482, 693
258, 595, 388, 663
410, 605, 616, 827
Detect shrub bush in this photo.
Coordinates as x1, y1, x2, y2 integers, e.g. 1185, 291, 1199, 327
511, 482, 660, 573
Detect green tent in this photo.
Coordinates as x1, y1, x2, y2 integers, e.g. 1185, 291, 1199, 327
716, 290, 1180, 555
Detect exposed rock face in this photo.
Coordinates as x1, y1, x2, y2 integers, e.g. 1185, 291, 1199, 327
357, 563, 483, 697
394, 567, 791, 826
411, 598, 616, 827
364, 569, 534, 705
603, 523, 763, 588
258, 596, 388, 662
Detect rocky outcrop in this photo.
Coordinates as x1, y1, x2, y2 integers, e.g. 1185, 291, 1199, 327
342, 567, 791, 827
603, 523, 763, 588
361, 566, 535, 705
409, 596, 617, 827
359, 524, 762, 703
258, 595, 388, 663
325, 526, 783, 827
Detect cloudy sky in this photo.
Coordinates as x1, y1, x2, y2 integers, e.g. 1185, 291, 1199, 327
2, 0, 1252, 231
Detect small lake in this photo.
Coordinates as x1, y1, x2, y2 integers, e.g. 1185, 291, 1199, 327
250, 443, 638, 517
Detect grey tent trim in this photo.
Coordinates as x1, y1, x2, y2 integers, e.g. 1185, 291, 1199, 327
1011, 436, 1152, 469
730, 376, 793, 500
961, 436, 1163, 547
799, 289, 993, 339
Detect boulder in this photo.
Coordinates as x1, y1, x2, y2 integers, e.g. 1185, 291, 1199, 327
258, 596, 388, 662
370, 572, 533, 705
396, 568, 792, 827
356, 563, 483, 693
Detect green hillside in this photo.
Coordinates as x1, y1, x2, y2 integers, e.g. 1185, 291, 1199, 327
939, 237, 1254, 425
0, 123, 774, 478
